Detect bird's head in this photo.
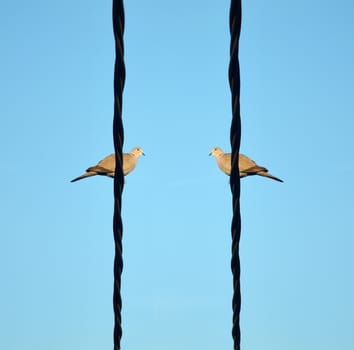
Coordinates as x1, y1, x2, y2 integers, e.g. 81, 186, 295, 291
209, 147, 223, 157
131, 147, 145, 157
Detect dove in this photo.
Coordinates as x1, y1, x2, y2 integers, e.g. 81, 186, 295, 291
209, 147, 283, 182
71, 147, 145, 182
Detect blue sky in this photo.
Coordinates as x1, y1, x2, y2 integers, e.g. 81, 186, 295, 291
1, 0, 354, 349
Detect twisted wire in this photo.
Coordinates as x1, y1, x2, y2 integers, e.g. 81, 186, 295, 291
112, 1, 125, 349
228, 1, 242, 349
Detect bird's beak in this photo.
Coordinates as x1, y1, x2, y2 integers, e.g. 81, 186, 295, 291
142, 152, 145, 156
209, 152, 212, 156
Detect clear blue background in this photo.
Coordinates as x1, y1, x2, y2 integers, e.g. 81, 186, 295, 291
1, 1, 354, 349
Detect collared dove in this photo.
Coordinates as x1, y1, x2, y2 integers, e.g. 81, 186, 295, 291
209, 147, 283, 182
71, 147, 145, 182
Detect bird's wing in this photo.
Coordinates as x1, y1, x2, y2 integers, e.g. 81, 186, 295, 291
239, 154, 267, 173
87, 154, 115, 173
97, 154, 115, 170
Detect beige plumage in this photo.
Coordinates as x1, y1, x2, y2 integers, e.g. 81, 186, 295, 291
71, 147, 145, 182
209, 147, 283, 182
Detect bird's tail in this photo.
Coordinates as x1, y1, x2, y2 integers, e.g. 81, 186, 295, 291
258, 171, 283, 182
70, 172, 96, 183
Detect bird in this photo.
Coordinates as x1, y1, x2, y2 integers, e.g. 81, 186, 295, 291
209, 147, 283, 182
71, 147, 145, 182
